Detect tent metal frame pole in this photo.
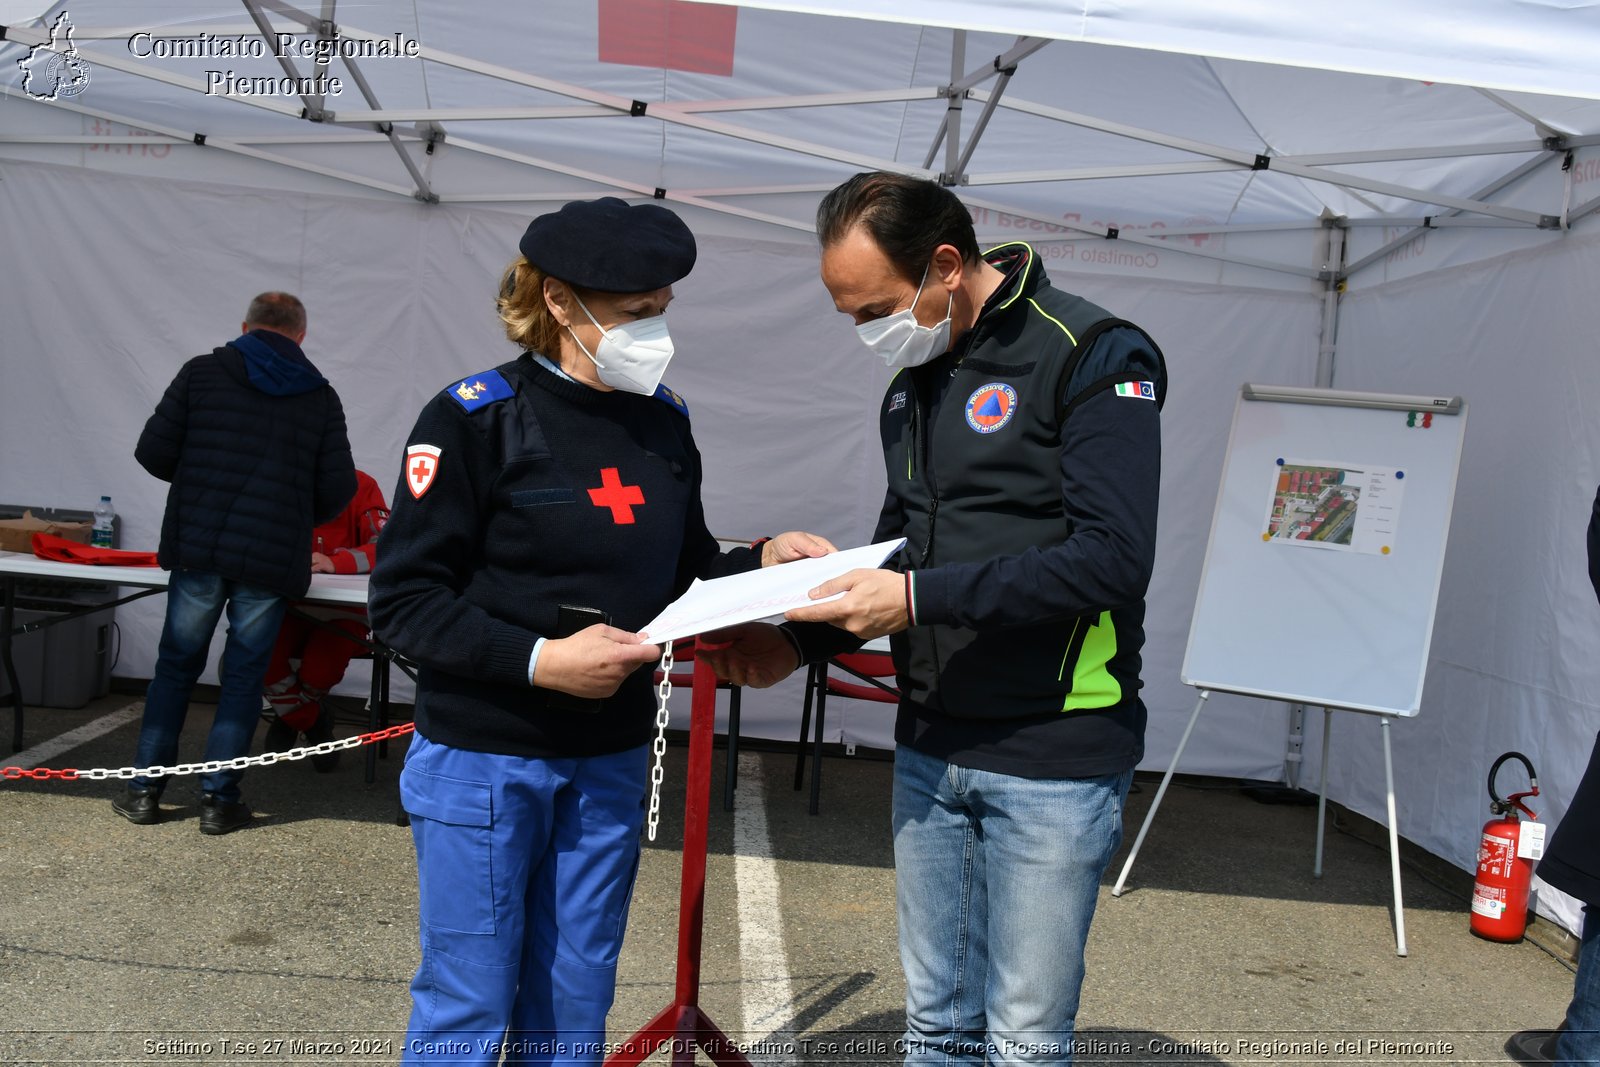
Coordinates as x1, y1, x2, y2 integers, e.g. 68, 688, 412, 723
336, 52, 438, 201
1343, 152, 1555, 280
1263, 156, 1545, 226
1473, 87, 1579, 139
1570, 193, 1600, 225
672, 87, 940, 113
1284, 221, 1348, 787
984, 233, 1318, 279
941, 31, 966, 182
926, 31, 1049, 170
440, 133, 816, 232
1289, 136, 1600, 166
978, 89, 1258, 166
1313, 708, 1332, 876
9, 15, 1584, 258
342, 26, 934, 178
960, 194, 1321, 277
980, 91, 1550, 224
966, 160, 1245, 183
0, 86, 415, 198
954, 64, 1013, 179
338, 88, 940, 124
254, 0, 317, 30
947, 36, 1049, 95
1341, 216, 1543, 229
240, 0, 329, 120
1314, 222, 1346, 388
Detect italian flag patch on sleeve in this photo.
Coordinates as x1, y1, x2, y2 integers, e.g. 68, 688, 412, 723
1114, 381, 1156, 400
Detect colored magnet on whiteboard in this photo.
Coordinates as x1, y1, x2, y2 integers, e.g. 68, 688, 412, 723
1396, 471, 1405, 479
1381, 545, 1391, 555
1262, 532, 1272, 541
1275, 458, 1285, 466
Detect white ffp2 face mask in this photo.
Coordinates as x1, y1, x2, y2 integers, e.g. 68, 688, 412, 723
854, 263, 953, 369
570, 295, 675, 395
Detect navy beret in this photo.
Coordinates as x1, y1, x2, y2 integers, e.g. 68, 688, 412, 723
518, 197, 697, 293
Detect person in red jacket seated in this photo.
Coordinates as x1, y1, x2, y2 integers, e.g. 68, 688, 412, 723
261, 469, 388, 771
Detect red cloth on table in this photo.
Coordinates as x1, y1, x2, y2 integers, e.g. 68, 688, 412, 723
30, 532, 160, 567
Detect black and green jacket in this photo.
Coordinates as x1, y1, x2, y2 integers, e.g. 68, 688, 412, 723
800, 242, 1167, 778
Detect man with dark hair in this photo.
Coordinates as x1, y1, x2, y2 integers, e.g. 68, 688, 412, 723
708, 171, 1166, 1065
112, 292, 356, 835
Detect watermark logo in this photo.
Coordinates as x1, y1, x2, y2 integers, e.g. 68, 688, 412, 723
124, 26, 421, 98
17, 11, 92, 100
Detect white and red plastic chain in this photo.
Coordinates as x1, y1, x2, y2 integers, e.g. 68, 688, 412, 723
0, 722, 416, 781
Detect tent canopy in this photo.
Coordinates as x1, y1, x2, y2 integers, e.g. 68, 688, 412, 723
5, 0, 1600, 287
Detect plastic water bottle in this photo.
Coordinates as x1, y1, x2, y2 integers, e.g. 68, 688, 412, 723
91, 496, 115, 549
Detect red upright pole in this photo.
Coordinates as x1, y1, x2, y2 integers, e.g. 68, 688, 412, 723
605, 644, 752, 1067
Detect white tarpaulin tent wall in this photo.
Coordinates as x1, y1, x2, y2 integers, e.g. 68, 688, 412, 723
2, 0, 1599, 933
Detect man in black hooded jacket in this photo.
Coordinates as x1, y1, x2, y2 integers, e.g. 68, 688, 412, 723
111, 292, 355, 835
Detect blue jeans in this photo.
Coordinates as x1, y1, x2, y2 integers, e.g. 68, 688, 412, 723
893, 744, 1131, 1066
1557, 905, 1600, 1066
399, 731, 649, 1067
133, 569, 286, 803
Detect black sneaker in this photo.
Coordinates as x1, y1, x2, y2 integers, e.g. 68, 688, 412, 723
263, 716, 297, 753
111, 786, 161, 825
307, 705, 340, 773
198, 794, 253, 835
1505, 1029, 1563, 1065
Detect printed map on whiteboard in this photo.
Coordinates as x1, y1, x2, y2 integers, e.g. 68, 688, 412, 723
1262, 460, 1406, 556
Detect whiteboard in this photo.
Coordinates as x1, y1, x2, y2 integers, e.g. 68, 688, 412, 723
1180, 384, 1467, 717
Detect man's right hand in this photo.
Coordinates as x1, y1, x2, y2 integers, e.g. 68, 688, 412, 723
697, 622, 801, 689
534, 625, 662, 698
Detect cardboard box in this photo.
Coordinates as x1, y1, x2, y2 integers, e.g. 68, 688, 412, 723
0, 510, 93, 554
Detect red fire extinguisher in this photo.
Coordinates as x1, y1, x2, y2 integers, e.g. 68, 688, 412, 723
1470, 751, 1541, 942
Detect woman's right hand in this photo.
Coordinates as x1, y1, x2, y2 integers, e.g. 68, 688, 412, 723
533, 625, 662, 698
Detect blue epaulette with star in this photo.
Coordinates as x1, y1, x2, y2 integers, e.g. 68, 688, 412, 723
446, 369, 514, 412
653, 382, 690, 418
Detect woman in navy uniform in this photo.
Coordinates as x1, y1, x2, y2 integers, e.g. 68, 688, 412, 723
368, 198, 831, 1066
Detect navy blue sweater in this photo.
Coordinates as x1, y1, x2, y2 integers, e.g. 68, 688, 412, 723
368, 356, 761, 758
135, 329, 356, 598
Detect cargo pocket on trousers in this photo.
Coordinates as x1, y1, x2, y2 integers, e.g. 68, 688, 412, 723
401, 768, 496, 935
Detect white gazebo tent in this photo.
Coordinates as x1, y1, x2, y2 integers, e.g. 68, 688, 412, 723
3, 0, 1599, 934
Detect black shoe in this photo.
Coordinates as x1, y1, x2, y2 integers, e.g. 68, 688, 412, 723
1505, 1028, 1563, 1065
111, 786, 161, 825
198, 794, 253, 835
263, 716, 297, 753
307, 706, 340, 773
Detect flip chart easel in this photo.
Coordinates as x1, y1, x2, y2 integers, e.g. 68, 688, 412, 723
1112, 384, 1468, 957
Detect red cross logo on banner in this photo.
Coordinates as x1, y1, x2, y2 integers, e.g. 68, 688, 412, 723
597, 0, 738, 76
405, 444, 441, 499
588, 467, 645, 524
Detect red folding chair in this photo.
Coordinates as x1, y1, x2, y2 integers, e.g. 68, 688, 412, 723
794, 649, 898, 815
654, 637, 745, 811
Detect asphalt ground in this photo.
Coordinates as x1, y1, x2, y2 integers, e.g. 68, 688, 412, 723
0, 690, 1581, 1066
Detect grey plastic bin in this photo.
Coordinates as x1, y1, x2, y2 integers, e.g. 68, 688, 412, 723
1, 503, 121, 709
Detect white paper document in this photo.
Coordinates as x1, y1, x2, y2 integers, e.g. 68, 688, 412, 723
639, 538, 907, 644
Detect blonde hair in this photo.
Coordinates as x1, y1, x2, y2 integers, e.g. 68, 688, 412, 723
497, 257, 565, 356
